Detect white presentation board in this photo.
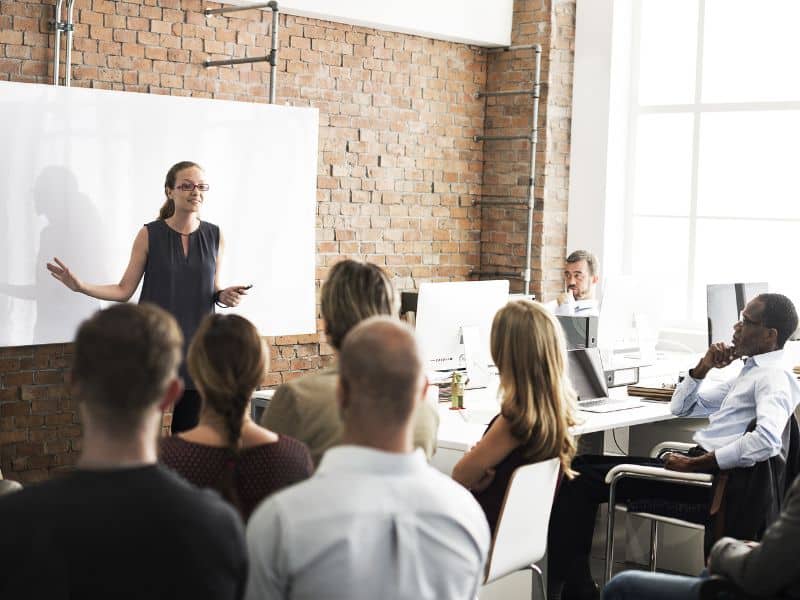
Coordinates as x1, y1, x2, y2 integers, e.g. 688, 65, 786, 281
0, 81, 318, 346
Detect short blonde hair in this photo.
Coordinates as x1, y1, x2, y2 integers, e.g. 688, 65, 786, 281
490, 299, 577, 477
320, 260, 397, 350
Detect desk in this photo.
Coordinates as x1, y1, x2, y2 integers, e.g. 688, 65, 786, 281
436, 378, 675, 450
432, 374, 678, 476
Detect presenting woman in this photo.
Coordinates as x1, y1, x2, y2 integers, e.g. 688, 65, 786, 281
47, 161, 249, 433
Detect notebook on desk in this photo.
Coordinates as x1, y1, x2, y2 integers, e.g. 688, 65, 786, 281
569, 348, 644, 413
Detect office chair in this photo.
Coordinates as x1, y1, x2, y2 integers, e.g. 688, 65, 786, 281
604, 416, 800, 584
481, 457, 561, 600
603, 441, 713, 582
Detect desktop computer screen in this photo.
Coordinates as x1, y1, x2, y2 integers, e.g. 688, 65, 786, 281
567, 347, 609, 402
415, 280, 510, 371
557, 316, 598, 350
706, 282, 768, 345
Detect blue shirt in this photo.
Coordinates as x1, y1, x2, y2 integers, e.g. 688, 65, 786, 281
670, 349, 800, 471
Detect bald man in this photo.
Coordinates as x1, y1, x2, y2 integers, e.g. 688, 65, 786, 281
245, 317, 490, 600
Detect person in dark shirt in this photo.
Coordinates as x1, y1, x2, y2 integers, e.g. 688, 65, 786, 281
160, 313, 313, 521
47, 161, 251, 433
0, 303, 247, 600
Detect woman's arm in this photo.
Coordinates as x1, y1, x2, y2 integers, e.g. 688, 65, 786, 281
47, 226, 148, 302
214, 229, 249, 307
452, 415, 519, 491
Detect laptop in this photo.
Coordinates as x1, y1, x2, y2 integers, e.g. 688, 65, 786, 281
568, 347, 643, 413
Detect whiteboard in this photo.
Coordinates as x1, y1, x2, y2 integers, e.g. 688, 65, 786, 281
0, 81, 318, 346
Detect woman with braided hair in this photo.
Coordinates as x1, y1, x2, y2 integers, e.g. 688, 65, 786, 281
160, 314, 313, 521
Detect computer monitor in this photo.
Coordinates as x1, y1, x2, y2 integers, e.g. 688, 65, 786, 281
567, 347, 609, 402
557, 316, 598, 350
415, 280, 510, 371
706, 282, 768, 346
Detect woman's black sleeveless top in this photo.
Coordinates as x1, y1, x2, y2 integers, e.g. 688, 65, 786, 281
139, 219, 219, 390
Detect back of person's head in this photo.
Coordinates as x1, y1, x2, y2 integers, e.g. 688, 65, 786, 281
490, 299, 577, 476
756, 293, 799, 349
338, 316, 424, 432
73, 303, 182, 436
320, 259, 396, 351
188, 314, 266, 448
187, 314, 266, 512
566, 249, 599, 277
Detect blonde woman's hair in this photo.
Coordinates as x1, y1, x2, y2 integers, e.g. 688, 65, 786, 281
490, 299, 577, 478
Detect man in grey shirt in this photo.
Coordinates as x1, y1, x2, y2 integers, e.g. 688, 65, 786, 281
245, 316, 490, 600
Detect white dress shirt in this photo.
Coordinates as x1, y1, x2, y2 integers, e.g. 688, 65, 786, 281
547, 297, 600, 317
245, 446, 490, 600
670, 349, 800, 470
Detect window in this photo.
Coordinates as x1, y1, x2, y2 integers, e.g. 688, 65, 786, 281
623, 0, 800, 332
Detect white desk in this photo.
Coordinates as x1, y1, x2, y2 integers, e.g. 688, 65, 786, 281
433, 375, 677, 475
436, 377, 673, 451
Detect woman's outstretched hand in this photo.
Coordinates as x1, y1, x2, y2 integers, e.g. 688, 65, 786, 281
47, 257, 82, 293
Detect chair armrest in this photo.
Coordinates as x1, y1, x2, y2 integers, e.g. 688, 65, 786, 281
650, 441, 698, 459
604, 464, 714, 485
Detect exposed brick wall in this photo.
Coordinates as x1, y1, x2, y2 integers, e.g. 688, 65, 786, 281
478, 0, 575, 297
0, 0, 574, 482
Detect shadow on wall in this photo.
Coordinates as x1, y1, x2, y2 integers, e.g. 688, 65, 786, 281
0, 165, 108, 346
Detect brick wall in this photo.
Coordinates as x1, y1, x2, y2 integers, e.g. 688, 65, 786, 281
0, 0, 575, 482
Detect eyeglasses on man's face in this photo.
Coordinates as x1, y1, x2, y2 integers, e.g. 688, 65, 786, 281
175, 182, 210, 192
738, 310, 763, 328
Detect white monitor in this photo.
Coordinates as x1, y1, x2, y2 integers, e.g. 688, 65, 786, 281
415, 280, 510, 371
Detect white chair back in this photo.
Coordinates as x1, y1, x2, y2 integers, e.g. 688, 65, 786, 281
484, 457, 561, 584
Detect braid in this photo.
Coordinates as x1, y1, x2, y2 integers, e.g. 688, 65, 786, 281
186, 313, 267, 520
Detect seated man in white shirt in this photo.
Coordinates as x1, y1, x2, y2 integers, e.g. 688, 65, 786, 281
550, 249, 600, 316
245, 316, 490, 600
547, 293, 800, 600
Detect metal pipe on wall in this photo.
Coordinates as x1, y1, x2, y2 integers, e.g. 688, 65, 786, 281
64, 0, 77, 87
523, 44, 542, 296
268, 2, 279, 104
52, 0, 65, 85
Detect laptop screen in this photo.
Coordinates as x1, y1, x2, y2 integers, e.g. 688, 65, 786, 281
567, 348, 609, 401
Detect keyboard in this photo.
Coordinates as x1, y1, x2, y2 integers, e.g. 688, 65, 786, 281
577, 398, 645, 413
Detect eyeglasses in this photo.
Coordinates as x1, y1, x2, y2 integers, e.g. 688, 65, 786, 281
175, 182, 210, 192
738, 311, 763, 328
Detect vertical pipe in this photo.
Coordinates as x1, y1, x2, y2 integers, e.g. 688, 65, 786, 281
268, 3, 280, 104
53, 0, 65, 85
523, 44, 542, 296
64, 0, 77, 87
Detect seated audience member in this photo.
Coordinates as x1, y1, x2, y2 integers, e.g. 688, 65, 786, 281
263, 259, 439, 466
245, 317, 490, 600
548, 249, 600, 316
603, 467, 800, 599
160, 314, 313, 521
452, 299, 577, 533
0, 304, 247, 600
548, 293, 800, 600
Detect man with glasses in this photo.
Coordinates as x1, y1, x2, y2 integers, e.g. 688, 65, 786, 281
547, 293, 800, 600
552, 249, 600, 316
